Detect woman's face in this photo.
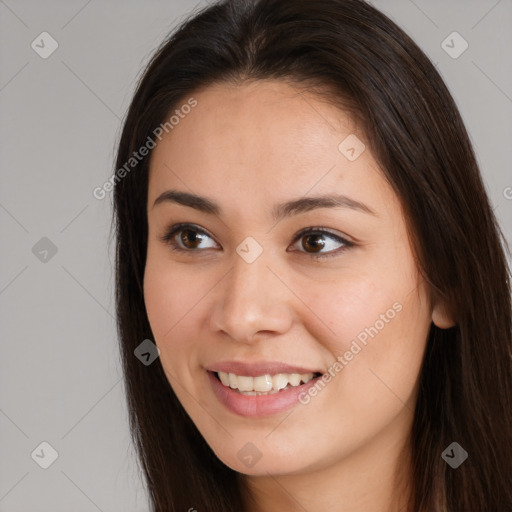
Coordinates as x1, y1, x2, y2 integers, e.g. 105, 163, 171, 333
144, 80, 450, 477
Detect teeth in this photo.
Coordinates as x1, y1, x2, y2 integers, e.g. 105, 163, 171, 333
237, 376, 254, 392
218, 371, 230, 387
228, 373, 237, 389
217, 371, 317, 394
254, 374, 273, 392
272, 373, 289, 391
288, 373, 301, 386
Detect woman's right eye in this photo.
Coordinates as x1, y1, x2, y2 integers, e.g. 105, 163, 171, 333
159, 223, 218, 253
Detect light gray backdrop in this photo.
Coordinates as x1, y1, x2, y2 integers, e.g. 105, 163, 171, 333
1, 1, 511, 511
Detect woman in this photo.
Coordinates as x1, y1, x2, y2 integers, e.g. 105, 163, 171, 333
112, 0, 512, 510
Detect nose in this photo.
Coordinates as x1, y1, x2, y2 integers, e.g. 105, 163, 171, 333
209, 248, 294, 344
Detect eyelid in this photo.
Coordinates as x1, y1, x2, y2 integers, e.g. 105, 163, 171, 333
290, 226, 354, 245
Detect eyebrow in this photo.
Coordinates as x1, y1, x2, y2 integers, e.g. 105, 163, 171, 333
152, 189, 377, 221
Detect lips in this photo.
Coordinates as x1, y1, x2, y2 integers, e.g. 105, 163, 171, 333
207, 369, 323, 417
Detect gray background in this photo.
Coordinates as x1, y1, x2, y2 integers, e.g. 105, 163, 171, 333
1, 0, 511, 510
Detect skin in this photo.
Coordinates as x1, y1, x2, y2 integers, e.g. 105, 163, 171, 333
143, 80, 454, 512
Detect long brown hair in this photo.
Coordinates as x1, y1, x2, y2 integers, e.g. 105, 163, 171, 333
112, 0, 512, 510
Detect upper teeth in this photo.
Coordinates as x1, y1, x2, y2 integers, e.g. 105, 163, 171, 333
217, 371, 316, 392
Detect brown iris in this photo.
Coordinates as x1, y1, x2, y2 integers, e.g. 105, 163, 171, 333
180, 229, 204, 249
301, 233, 326, 254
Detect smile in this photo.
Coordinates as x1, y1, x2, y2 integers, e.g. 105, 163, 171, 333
207, 369, 324, 417
215, 371, 321, 395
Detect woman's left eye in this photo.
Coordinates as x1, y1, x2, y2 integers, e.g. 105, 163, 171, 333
289, 227, 354, 259
159, 223, 354, 260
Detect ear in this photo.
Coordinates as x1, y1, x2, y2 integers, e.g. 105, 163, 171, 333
432, 299, 456, 329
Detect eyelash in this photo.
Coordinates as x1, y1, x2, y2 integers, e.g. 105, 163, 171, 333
158, 223, 354, 260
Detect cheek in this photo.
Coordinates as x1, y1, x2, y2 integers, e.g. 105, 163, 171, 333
143, 259, 209, 405
298, 270, 406, 354
143, 256, 201, 358
318, 280, 431, 423
143, 265, 174, 340
298, 252, 431, 402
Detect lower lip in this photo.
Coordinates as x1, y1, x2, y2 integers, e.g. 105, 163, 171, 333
207, 371, 322, 417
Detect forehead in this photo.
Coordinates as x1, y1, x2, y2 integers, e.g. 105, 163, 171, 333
151, 80, 357, 170
147, 80, 394, 218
